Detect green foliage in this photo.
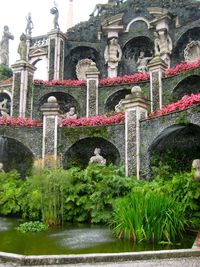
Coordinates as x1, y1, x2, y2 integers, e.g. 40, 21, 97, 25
16, 221, 48, 233
0, 64, 12, 80
112, 189, 187, 243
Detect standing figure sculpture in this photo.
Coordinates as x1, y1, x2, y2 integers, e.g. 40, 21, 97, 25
154, 29, 172, 66
50, 3, 60, 30
18, 33, 27, 61
89, 148, 106, 166
25, 13, 34, 36
137, 51, 152, 73
0, 26, 14, 67
104, 38, 122, 77
0, 98, 9, 117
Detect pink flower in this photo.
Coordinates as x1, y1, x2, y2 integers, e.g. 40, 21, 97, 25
0, 117, 42, 127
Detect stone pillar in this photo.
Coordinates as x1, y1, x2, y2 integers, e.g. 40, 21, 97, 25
11, 60, 36, 118
48, 30, 65, 81
120, 86, 149, 179
85, 62, 100, 117
148, 56, 168, 112
40, 96, 62, 168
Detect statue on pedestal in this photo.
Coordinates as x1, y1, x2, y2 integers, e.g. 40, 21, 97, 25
25, 13, 34, 36
104, 38, 122, 77
137, 51, 152, 73
65, 107, 77, 119
0, 26, 14, 67
89, 148, 106, 166
17, 33, 27, 61
50, 3, 60, 30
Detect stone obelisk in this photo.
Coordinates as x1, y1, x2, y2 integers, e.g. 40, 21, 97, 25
67, 0, 74, 29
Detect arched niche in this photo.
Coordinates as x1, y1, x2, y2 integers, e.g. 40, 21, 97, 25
121, 36, 154, 75
172, 75, 200, 101
0, 136, 34, 177
0, 92, 11, 115
64, 137, 121, 169
148, 123, 200, 174
64, 46, 99, 80
173, 27, 200, 65
105, 89, 131, 113
38, 92, 80, 118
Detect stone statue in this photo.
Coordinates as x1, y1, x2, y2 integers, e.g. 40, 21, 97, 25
25, 13, 34, 36
50, 3, 60, 30
89, 148, 106, 166
65, 107, 77, 119
90, 0, 123, 17
104, 38, 122, 77
0, 162, 4, 173
154, 29, 172, 66
76, 59, 93, 80
17, 33, 27, 61
192, 159, 200, 182
137, 51, 152, 73
0, 98, 9, 117
0, 26, 14, 66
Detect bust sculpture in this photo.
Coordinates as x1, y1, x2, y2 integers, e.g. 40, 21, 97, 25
104, 38, 122, 77
18, 33, 27, 61
0, 26, 14, 66
89, 148, 106, 166
192, 159, 200, 181
137, 51, 152, 73
65, 107, 77, 119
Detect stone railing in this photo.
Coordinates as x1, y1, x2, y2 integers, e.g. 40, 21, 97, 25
30, 35, 48, 47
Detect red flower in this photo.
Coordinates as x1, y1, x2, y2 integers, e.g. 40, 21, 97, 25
0, 117, 42, 127
34, 79, 86, 87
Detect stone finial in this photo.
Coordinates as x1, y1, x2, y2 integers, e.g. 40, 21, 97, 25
47, 96, 57, 103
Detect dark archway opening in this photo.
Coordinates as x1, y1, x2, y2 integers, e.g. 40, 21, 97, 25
38, 92, 79, 117
64, 137, 120, 169
172, 27, 200, 65
64, 46, 99, 80
149, 123, 200, 175
172, 75, 200, 101
105, 89, 131, 113
0, 136, 34, 177
121, 36, 153, 75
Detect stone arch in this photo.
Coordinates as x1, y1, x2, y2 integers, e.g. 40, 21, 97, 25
125, 17, 150, 32
64, 137, 121, 169
30, 56, 48, 80
64, 46, 100, 79
172, 27, 200, 65
105, 89, 131, 112
121, 36, 154, 75
38, 91, 80, 118
172, 75, 200, 101
0, 135, 34, 177
148, 123, 200, 174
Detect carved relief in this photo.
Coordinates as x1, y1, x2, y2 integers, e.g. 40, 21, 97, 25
184, 41, 200, 63
76, 59, 93, 80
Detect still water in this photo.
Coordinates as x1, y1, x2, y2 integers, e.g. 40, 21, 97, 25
0, 217, 196, 255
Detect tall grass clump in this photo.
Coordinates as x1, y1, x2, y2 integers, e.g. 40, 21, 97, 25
112, 189, 187, 243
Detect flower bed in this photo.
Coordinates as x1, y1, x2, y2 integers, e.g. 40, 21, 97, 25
60, 113, 125, 128
34, 79, 86, 87
165, 59, 200, 77
149, 93, 200, 118
100, 73, 150, 86
0, 117, 42, 127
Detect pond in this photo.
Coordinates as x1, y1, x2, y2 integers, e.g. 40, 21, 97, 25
0, 217, 196, 255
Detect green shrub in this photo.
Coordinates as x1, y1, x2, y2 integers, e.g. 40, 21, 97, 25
16, 221, 48, 233
112, 189, 187, 243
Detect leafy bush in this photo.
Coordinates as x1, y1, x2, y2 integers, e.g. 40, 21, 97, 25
16, 221, 48, 233
0, 64, 12, 80
112, 189, 187, 243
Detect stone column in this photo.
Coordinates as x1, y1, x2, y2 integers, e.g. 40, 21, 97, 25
11, 60, 36, 118
148, 56, 168, 112
48, 29, 65, 81
85, 62, 100, 117
40, 96, 62, 168
120, 86, 149, 179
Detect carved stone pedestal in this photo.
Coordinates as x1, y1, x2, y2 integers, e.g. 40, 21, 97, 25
11, 60, 36, 118
120, 86, 149, 179
40, 96, 62, 168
